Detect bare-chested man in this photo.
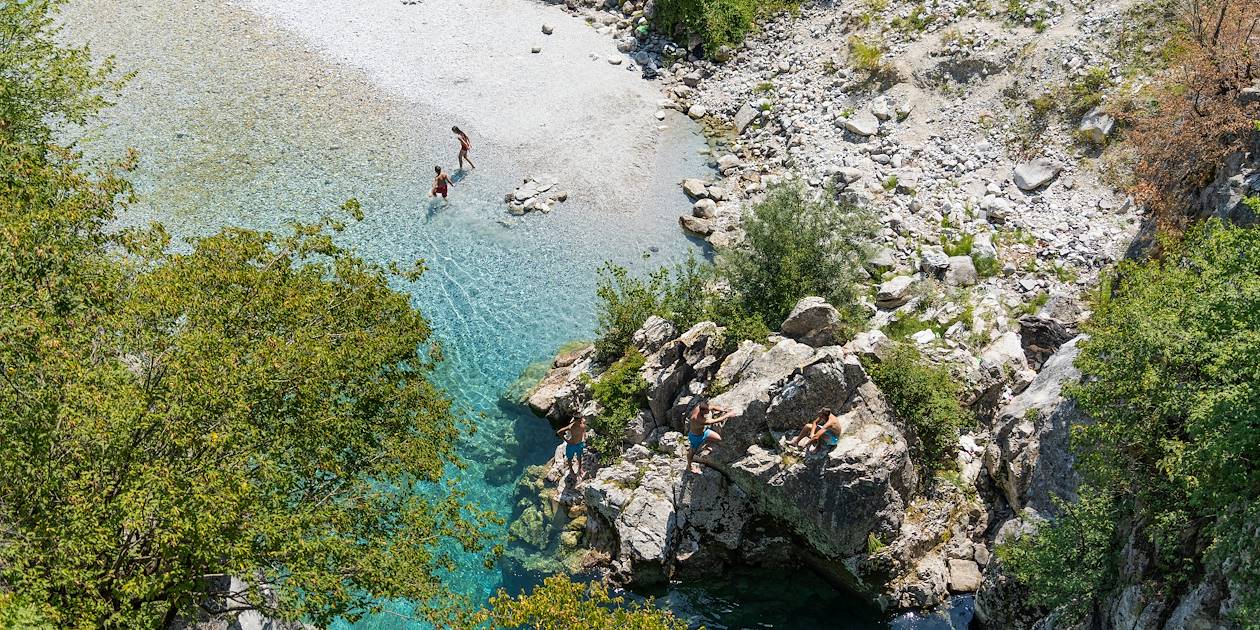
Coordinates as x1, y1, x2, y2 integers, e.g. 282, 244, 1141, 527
686, 400, 732, 474
555, 416, 587, 477
791, 407, 845, 453
430, 165, 452, 201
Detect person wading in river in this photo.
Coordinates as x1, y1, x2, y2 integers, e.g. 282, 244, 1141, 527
555, 416, 587, 477
686, 400, 732, 474
453, 126, 476, 170
430, 165, 452, 201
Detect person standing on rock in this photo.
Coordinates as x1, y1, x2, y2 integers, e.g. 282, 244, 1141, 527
686, 400, 732, 474
556, 416, 587, 478
790, 407, 845, 453
453, 126, 476, 170
429, 165, 453, 201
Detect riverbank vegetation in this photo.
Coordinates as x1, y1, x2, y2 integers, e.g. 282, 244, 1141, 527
1001, 220, 1260, 622
484, 575, 688, 629
866, 344, 972, 472
653, 0, 798, 55
594, 183, 875, 360
0, 2, 682, 627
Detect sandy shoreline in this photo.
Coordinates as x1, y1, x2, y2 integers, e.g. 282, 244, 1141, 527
233, 0, 690, 212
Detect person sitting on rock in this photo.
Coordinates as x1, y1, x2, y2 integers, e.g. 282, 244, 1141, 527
687, 400, 732, 474
790, 407, 845, 453
555, 416, 586, 478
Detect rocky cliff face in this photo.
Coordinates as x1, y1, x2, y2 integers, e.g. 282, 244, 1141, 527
517, 298, 1046, 612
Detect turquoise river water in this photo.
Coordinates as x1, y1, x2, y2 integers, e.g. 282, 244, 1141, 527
60, 0, 972, 627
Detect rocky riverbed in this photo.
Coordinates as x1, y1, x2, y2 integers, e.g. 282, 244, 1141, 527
512, 0, 1246, 627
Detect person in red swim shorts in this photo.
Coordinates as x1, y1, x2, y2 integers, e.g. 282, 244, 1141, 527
430, 165, 452, 200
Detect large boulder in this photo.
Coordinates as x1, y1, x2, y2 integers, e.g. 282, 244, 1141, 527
944, 255, 978, 286
1013, 158, 1062, 191
876, 275, 916, 308
640, 321, 726, 429
632, 315, 677, 356
1017, 315, 1076, 370
780, 297, 844, 347
583, 439, 752, 585
679, 214, 714, 236
526, 345, 596, 427
983, 338, 1089, 514
973, 514, 1048, 629
724, 391, 914, 561
698, 341, 917, 586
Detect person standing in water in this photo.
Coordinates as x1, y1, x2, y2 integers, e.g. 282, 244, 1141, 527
430, 165, 452, 200
555, 416, 587, 477
686, 400, 732, 474
453, 126, 476, 170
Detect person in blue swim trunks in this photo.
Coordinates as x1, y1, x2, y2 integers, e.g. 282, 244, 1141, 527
791, 407, 845, 454
555, 416, 587, 478
686, 400, 733, 474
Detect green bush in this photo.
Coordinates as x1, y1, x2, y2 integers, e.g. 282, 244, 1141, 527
585, 350, 649, 461
719, 183, 875, 333
484, 574, 688, 629
848, 35, 886, 74
1005, 221, 1260, 622
972, 254, 1001, 278
593, 254, 711, 361
1066, 67, 1112, 118
997, 487, 1119, 622
653, 0, 795, 55
866, 344, 972, 470
0, 2, 490, 624
941, 232, 975, 256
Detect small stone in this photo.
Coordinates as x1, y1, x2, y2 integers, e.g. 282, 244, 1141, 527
1078, 106, 1115, 144
734, 102, 759, 133
945, 256, 978, 286
717, 154, 741, 173
531, 46, 542, 54
608, 57, 623, 66
876, 275, 915, 308
687, 104, 708, 119
910, 329, 938, 344
542, 24, 554, 35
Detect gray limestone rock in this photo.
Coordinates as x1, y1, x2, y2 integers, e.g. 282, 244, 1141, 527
1078, 106, 1115, 144
1013, 158, 1062, 191
876, 275, 916, 308
843, 111, 880, 137
983, 338, 1089, 515
779, 297, 844, 347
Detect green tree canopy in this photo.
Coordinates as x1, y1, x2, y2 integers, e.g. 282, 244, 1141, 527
0, 0, 126, 147
718, 183, 874, 334
1004, 219, 1260, 622
0, 2, 492, 626
484, 575, 691, 630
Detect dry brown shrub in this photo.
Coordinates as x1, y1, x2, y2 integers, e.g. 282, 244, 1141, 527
1126, 0, 1260, 230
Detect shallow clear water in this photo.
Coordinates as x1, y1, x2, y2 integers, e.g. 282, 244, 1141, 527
60, 0, 973, 627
